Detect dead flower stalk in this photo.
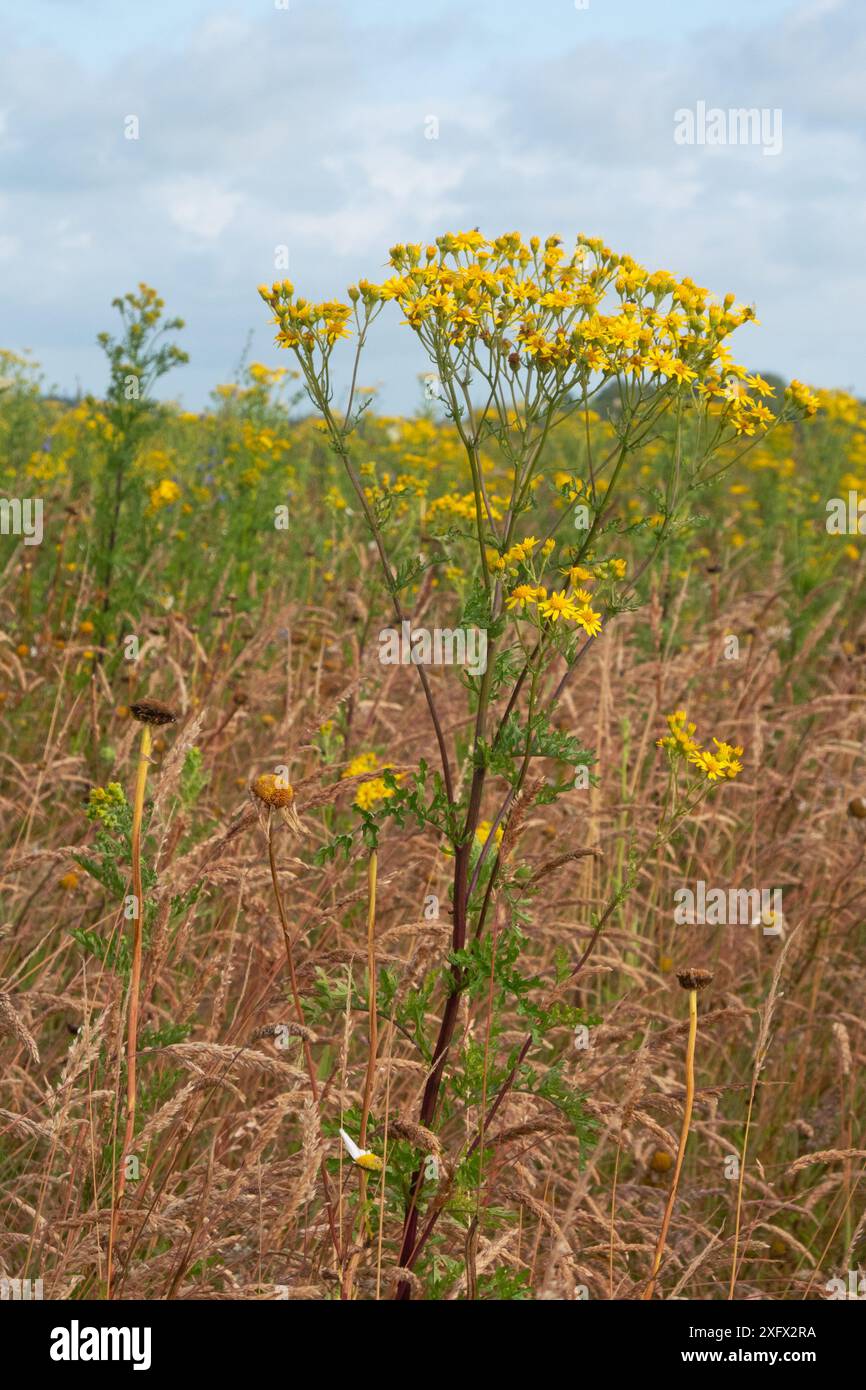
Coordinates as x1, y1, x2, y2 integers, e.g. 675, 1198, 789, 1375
643, 967, 713, 1300
108, 697, 176, 1298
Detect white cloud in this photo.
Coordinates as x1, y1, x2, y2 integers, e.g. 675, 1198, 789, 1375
157, 178, 243, 241
0, 0, 863, 406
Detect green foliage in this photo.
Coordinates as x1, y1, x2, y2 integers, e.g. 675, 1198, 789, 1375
481, 710, 595, 789
69, 923, 130, 975
451, 923, 591, 1041
518, 1057, 596, 1145
92, 284, 188, 641
477, 1267, 532, 1300
179, 746, 208, 807
74, 785, 156, 900
98, 284, 188, 412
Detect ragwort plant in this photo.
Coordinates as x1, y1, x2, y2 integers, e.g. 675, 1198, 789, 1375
259, 232, 817, 1299
93, 285, 187, 656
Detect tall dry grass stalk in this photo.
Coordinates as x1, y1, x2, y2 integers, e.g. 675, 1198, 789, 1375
643, 968, 711, 1300
108, 698, 175, 1296
728, 927, 799, 1298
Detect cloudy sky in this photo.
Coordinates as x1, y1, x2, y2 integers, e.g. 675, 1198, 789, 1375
1, 0, 862, 409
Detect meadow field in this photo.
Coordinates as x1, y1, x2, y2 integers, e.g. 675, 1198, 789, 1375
1, 236, 865, 1302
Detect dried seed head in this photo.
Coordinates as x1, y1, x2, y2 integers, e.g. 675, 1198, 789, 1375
250, 1021, 318, 1044
249, 770, 304, 836
847, 796, 866, 819
251, 772, 295, 808
386, 1118, 443, 1158
129, 698, 177, 727
832, 1021, 852, 1076
676, 967, 713, 991
0, 991, 40, 1066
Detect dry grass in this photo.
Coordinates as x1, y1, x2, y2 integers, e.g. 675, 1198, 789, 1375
1, 546, 864, 1302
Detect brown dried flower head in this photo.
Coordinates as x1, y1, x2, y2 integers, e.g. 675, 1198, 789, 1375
676, 967, 714, 992
251, 772, 295, 808
250, 771, 304, 835
129, 698, 177, 727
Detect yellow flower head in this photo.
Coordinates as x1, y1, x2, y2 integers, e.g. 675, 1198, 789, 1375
658, 712, 744, 781
538, 589, 579, 623
574, 604, 602, 638
475, 819, 504, 848
342, 752, 401, 810
354, 1151, 384, 1172
149, 478, 181, 510
506, 583, 541, 611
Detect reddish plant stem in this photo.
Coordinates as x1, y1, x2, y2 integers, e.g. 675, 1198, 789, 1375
396, 899, 615, 1288
395, 839, 469, 1289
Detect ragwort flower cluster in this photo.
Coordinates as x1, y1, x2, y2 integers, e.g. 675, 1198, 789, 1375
657, 709, 744, 782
